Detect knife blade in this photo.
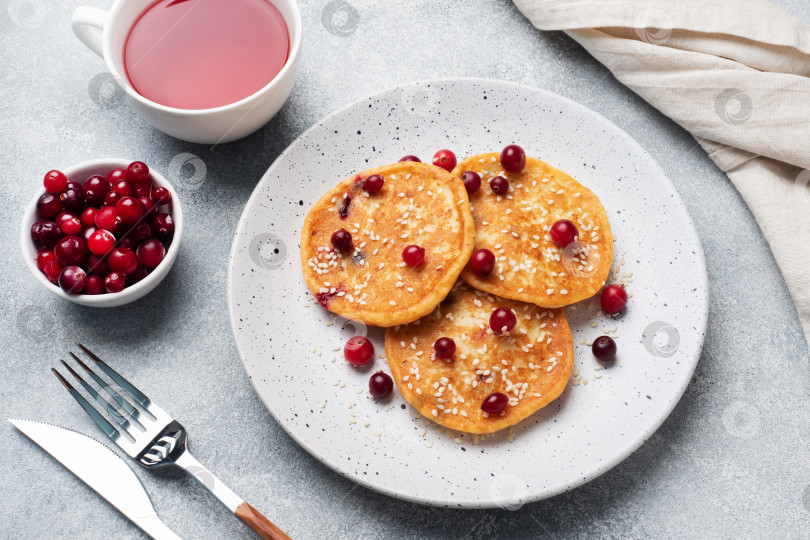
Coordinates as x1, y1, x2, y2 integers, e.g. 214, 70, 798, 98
9, 419, 182, 540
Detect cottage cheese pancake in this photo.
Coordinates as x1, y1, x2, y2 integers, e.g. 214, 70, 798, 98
454, 153, 612, 307
301, 162, 474, 326
385, 282, 574, 434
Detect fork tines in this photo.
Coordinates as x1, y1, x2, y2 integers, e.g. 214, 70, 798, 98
53, 345, 159, 453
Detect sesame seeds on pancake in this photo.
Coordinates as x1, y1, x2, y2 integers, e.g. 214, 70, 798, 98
454, 153, 613, 308
385, 282, 574, 434
300, 162, 475, 326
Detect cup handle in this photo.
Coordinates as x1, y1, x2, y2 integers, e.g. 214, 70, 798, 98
71, 6, 108, 59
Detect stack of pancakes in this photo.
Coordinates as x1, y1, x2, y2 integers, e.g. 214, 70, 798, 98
301, 153, 612, 433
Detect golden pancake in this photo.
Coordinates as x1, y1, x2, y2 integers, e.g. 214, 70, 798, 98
301, 162, 474, 326
453, 153, 613, 308
385, 282, 574, 434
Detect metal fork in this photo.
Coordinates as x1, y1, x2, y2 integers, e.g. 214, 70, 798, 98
53, 344, 291, 540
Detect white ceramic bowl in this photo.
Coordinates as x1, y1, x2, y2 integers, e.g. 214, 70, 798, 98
21, 158, 183, 307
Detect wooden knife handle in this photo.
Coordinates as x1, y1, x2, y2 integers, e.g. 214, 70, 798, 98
235, 501, 291, 540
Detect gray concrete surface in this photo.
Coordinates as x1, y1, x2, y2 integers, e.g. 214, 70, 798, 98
1, 0, 809, 538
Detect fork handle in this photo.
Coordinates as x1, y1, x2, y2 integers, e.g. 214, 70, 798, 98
235, 501, 291, 540
174, 451, 291, 540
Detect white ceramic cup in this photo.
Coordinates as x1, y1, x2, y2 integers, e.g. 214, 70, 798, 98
71, 0, 302, 144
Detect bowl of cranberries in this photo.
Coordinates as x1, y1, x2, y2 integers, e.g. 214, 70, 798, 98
21, 158, 183, 307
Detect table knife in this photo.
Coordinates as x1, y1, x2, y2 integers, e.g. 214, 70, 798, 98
9, 418, 181, 540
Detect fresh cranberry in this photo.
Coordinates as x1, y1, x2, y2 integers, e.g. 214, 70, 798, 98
54, 235, 88, 267
362, 175, 384, 194
128, 265, 149, 284
489, 307, 516, 335
369, 371, 393, 399
60, 187, 85, 213
65, 181, 83, 192
106, 168, 128, 185
80, 207, 98, 228
82, 226, 97, 243
402, 245, 425, 267
601, 285, 628, 315
398, 155, 421, 162
490, 176, 509, 195
36, 193, 62, 219
61, 219, 82, 236
152, 213, 174, 237
55, 212, 76, 228
57, 214, 82, 236
86, 254, 109, 276
58, 265, 86, 294
104, 272, 126, 293
95, 206, 122, 233
136, 238, 166, 269
500, 145, 526, 173
344, 336, 374, 366
151, 186, 171, 205
88, 229, 116, 256
112, 179, 133, 196
107, 246, 138, 275
481, 392, 508, 414
129, 222, 152, 243
139, 195, 157, 214
43, 170, 67, 194
592, 336, 617, 363
83, 174, 106, 188
461, 171, 481, 194
118, 237, 137, 251
432, 149, 456, 172
84, 274, 105, 295
133, 184, 151, 198
36, 250, 56, 272
104, 190, 123, 207
116, 197, 145, 226
31, 220, 62, 249
434, 337, 456, 359
83, 175, 110, 207
149, 212, 172, 237
126, 161, 150, 186
43, 260, 63, 283
550, 219, 578, 247
331, 229, 353, 252
55, 211, 76, 227
470, 248, 495, 276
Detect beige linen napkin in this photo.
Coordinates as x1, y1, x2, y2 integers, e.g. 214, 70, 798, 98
513, 0, 810, 347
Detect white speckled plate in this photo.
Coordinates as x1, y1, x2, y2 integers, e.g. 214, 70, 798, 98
227, 79, 708, 508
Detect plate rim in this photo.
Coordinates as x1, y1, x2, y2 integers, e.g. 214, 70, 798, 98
227, 77, 710, 508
